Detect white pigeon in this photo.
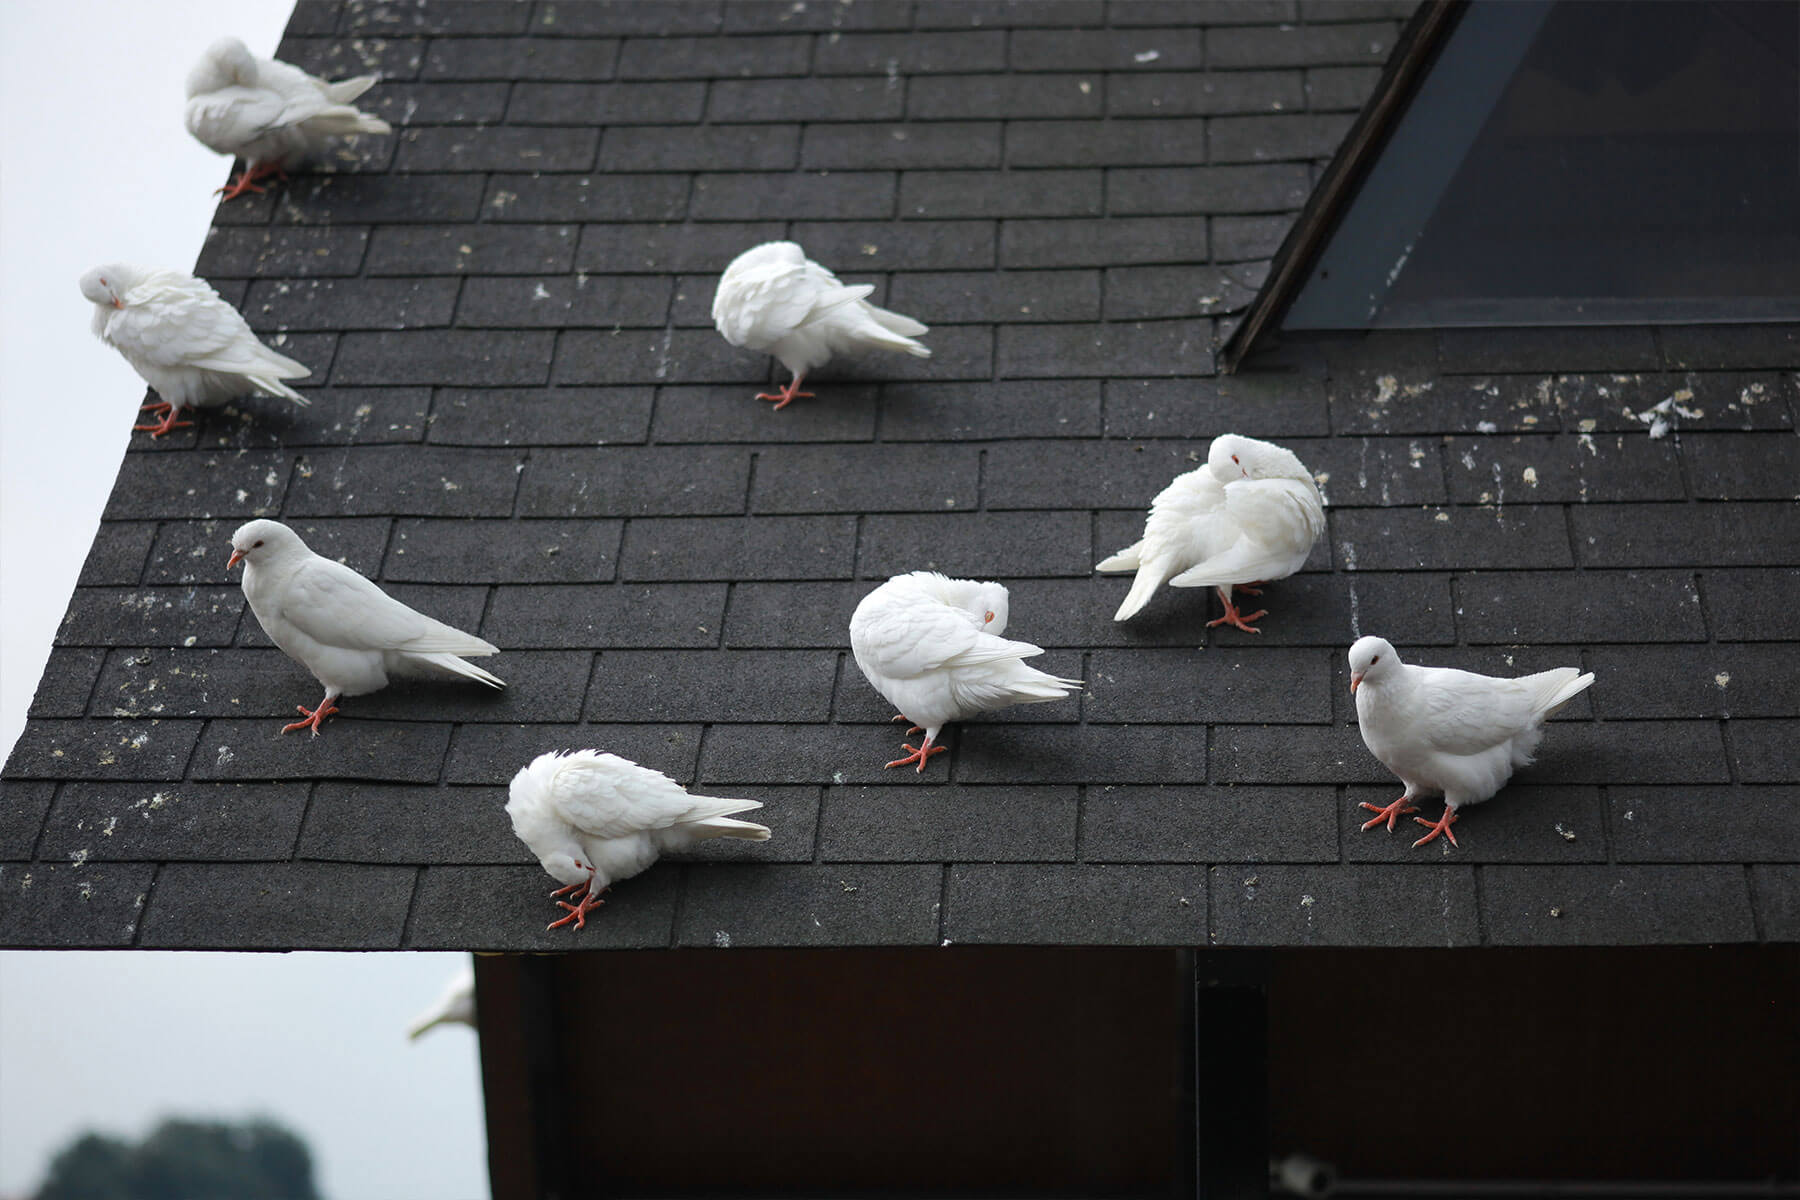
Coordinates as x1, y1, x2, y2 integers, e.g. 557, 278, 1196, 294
185, 35, 391, 200
849, 571, 1082, 773
712, 240, 931, 410
80, 264, 310, 438
405, 965, 475, 1040
1097, 433, 1324, 633
227, 519, 503, 735
1348, 636, 1595, 848
507, 750, 771, 931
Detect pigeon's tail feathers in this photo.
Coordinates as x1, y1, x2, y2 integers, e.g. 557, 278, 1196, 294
1095, 541, 1142, 573
245, 369, 310, 406
1110, 559, 1173, 622
955, 662, 1083, 713
865, 303, 930, 341
689, 815, 773, 842
323, 74, 378, 104
303, 104, 393, 138
406, 652, 506, 690
1533, 668, 1596, 720
407, 1013, 451, 1040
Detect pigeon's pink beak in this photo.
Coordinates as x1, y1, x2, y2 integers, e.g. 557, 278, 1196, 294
112, 298, 124, 309
1349, 671, 1364, 693
227, 548, 245, 569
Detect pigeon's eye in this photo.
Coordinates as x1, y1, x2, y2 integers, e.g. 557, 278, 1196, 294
253, 539, 264, 548
1231, 454, 1240, 464
1370, 655, 1380, 664
984, 610, 995, 623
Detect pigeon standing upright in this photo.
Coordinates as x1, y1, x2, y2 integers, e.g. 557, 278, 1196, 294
507, 750, 772, 931
1096, 434, 1325, 633
1348, 636, 1596, 847
81, 264, 310, 437
185, 35, 392, 200
227, 519, 503, 735
850, 571, 1082, 773
712, 241, 931, 410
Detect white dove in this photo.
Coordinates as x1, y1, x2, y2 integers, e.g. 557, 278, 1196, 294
405, 965, 475, 1040
1097, 433, 1324, 633
80, 264, 310, 437
507, 750, 771, 931
1349, 636, 1596, 848
185, 35, 392, 200
849, 571, 1082, 773
227, 519, 503, 735
712, 240, 931, 410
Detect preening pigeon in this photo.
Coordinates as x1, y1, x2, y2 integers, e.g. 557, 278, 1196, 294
185, 36, 391, 200
227, 519, 503, 735
712, 240, 931, 410
1348, 636, 1595, 848
1096, 434, 1325, 633
850, 571, 1082, 773
406, 965, 475, 1040
80, 264, 310, 437
507, 750, 771, 931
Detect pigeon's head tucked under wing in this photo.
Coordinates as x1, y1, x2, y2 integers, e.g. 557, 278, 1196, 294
506, 754, 594, 889
967, 580, 1009, 634
1210, 433, 1313, 484
227, 518, 308, 571
79, 265, 141, 310
1348, 635, 1401, 693
905, 571, 1010, 633
187, 36, 256, 97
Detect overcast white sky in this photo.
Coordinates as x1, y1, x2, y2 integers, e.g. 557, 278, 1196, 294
1, 6, 489, 1198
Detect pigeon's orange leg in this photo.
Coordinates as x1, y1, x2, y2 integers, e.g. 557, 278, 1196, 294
891, 713, 925, 736
1412, 806, 1460, 848
548, 887, 608, 931
133, 406, 194, 437
216, 161, 287, 201
756, 375, 814, 410
1206, 587, 1268, 634
1359, 795, 1420, 832
885, 734, 947, 773
281, 695, 340, 736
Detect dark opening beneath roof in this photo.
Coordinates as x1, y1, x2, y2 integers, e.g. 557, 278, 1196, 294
1284, 0, 1800, 331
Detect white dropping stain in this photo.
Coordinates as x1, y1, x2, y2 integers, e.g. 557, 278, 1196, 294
183, 636, 197, 647
1521, 466, 1539, 487
1078, 80, 1092, 94
215, 746, 235, 767
1433, 511, 1450, 523
1133, 49, 1161, 63
1554, 823, 1576, 842
831, 770, 846, 784
102, 817, 118, 837
532, 283, 551, 301
77, 882, 95, 901
69, 849, 90, 867
1408, 442, 1425, 468
1476, 420, 1498, 434
1549, 907, 1563, 919
1299, 894, 1315, 907
712, 930, 731, 948
1577, 433, 1597, 457
1715, 672, 1731, 688
1373, 374, 1398, 405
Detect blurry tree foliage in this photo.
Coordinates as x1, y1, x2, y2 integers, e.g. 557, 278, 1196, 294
35, 1117, 318, 1200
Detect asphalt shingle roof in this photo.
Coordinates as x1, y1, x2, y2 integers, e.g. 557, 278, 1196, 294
4, 0, 1797, 951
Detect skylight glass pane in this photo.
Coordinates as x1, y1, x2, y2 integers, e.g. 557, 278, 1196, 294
1284, 0, 1800, 329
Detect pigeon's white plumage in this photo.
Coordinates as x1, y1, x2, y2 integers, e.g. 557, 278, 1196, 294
1097, 433, 1324, 632
185, 36, 390, 195
849, 571, 1082, 772
227, 519, 503, 735
712, 241, 930, 409
1348, 636, 1595, 848
406, 966, 475, 1040
507, 750, 771, 930
81, 264, 310, 436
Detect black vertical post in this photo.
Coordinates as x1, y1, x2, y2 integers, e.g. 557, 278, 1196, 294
1194, 949, 1270, 1199
474, 954, 580, 1200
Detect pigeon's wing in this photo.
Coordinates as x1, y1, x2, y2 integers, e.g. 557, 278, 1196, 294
549, 753, 756, 839
111, 280, 306, 378
1166, 478, 1322, 588
185, 83, 333, 150
280, 557, 497, 655
714, 256, 868, 349
858, 594, 1043, 681
1407, 668, 1548, 756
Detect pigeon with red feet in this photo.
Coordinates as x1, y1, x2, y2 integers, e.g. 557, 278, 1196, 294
1349, 636, 1595, 849
712, 241, 930, 410
850, 571, 1081, 774
228, 520, 503, 736
1097, 434, 1324, 635
507, 751, 771, 932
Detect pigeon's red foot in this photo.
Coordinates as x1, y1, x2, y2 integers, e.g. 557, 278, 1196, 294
756, 375, 814, 410
281, 699, 339, 736
885, 738, 947, 774
216, 161, 287, 201
1206, 587, 1268, 634
139, 400, 173, 415
548, 880, 587, 900
1359, 795, 1421, 832
1412, 806, 1460, 848
891, 713, 925, 736
132, 406, 194, 437
548, 887, 609, 931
